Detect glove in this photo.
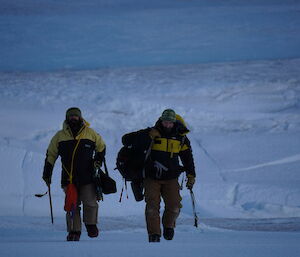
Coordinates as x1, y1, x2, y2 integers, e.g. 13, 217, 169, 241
43, 161, 53, 186
149, 128, 161, 139
186, 174, 195, 190
94, 161, 102, 169
42, 175, 51, 186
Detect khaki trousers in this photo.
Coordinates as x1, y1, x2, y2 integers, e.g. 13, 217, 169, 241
144, 178, 182, 236
64, 183, 98, 232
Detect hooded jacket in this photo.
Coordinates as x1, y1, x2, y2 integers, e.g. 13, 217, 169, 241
43, 120, 105, 187
146, 118, 196, 180
122, 117, 195, 180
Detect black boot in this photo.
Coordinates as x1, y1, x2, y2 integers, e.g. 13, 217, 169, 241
85, 224, 99, 238
163, 227, 174, 240
67, 231, 81, 241
148, 234, 160, 242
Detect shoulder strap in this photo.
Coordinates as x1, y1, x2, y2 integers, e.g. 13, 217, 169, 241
142, 139, 154, 178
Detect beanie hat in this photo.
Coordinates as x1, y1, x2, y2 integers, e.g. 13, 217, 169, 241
160, 109, 176, 122
66, 107, 82, 120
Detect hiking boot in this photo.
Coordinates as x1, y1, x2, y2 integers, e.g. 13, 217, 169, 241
163, 227, 174, 240
85, 224, 99, 238
67, 231, 81, 241
148, 234, 160, 242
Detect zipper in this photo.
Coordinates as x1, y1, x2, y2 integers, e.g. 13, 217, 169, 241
166, 137, 169, 153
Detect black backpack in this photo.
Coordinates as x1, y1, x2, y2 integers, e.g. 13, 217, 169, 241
116, 129, 152, 182
116, 146, 145, 181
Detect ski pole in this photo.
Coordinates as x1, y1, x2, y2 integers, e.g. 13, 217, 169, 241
190, 189, 198, 228
48, 184, 54, 224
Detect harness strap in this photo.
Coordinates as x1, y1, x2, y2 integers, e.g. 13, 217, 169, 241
142, 139, 154, 178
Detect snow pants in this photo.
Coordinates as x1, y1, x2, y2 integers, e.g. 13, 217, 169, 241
144, 178, 182, 236
64, 183, 98, 232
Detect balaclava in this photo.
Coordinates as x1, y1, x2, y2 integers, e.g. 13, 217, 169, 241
65, 107, 83, 136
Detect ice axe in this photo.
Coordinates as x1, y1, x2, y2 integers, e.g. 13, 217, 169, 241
190, 189, 198, 228
35, 191, 48, 198
35, 184, 54, 224
178, 167, 199, 227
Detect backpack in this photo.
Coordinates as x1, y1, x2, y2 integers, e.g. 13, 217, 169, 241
116, 129, 152, 182
116, 145, 146, 181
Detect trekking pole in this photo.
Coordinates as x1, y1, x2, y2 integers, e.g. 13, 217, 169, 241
48, 184, 54, 224
189, 189, 198, 228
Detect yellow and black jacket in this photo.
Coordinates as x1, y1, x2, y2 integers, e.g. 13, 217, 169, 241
122, 118, 195, 180
146, 119, 195, 180
43, 120, 105, 187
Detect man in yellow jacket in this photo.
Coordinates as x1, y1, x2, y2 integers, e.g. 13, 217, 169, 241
42, 107, 106, 241
122, 109, 196, 242
145, 109, 196, 242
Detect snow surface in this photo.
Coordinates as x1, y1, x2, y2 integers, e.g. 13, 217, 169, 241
1, 58, 300, 256
0, 0, 300, 256
1, 58, 299, 219
1, 216, 300, 257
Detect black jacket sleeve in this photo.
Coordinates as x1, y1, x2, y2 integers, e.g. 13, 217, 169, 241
179, 136, 196, 177
94, 147, 106, 165
43, 158, 53, 183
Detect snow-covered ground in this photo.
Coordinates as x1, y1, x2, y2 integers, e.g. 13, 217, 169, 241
1, 58, 299, 219
1, 216, 300, 257
1, 58, 300, 256
1, 0, 300, 256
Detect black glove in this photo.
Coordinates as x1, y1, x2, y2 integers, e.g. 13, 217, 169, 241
94, 150, 105, 167
42, 175, 51, 186
94, 161, 102, 170
43, 161, 53, 186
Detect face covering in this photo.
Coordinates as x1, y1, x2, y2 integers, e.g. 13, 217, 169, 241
67, 117, 82, 136
68, 118, 80, 127
162, 126, 173, 134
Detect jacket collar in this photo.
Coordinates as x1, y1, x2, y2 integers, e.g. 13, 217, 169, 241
62, 119, 90, 138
